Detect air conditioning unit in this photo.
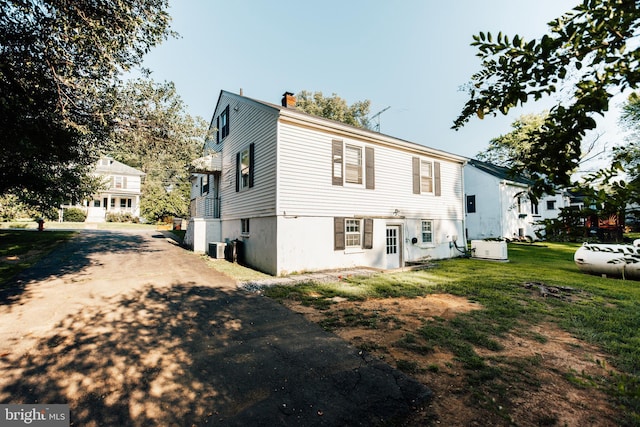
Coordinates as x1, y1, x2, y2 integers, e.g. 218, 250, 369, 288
208, 242, 226, 259
471, 240, 508, 261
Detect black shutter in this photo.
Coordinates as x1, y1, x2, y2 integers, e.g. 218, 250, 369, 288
332, 140, 343, 186
235, 152, 240, 192
363, 218, 373, 249
334, 217, 345, 250
249, 143, 255, 188
412, 157, 420, 194
365, 147, 375, 190
225, 105, 230, 138
216, 116, 220, 144
434, 161, 441, 196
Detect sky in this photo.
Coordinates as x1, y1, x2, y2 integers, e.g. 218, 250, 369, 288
137, 0, 628, 163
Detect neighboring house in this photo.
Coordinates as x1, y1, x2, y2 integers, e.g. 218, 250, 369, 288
60, 157, 145, 222
185, 90, 468, 276
464, 159, 571, 240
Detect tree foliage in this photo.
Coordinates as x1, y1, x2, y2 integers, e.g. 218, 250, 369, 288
454, 0, 640, 198
477, 113, 548, 168
0, 0, 173, 210
295, 90, 372, 129
108, 78, 208, 222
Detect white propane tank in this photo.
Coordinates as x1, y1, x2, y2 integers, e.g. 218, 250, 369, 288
574, 240, 640, 280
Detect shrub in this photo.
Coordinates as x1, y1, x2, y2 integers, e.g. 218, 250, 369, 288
105, 212, 139, 223
63, 207, 87, 222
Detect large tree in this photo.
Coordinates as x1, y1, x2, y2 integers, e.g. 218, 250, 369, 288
108, 78, 208, 221
295, 90, 372, 129
476, 113, 548, 168
454, 0, 640, 198
0, 0, 173, 210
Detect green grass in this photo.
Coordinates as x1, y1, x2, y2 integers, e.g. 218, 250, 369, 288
262, 242, 640, 422
0, 230, 76, 286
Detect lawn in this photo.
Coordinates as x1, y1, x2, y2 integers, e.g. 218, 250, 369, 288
0, 230, 76, 286
261, 242, 640, 425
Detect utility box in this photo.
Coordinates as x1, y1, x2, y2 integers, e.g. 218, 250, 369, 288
471, 240, 508, 261
208, 242, 226, 259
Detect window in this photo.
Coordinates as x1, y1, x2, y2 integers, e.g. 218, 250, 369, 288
421, 220, 433, 244
345, 219, 361, 247
547, 200, 556, 210
420, 160, 433, 193
531, 201, 539, 215
334, 217, 373, 250
217, 105, 230, 143
517, 196, 523, 213
412, 158, 441, 195
241, 218, 250, 235
120, 199, 127, 208
345, 145, 362, 184
201, 175, 209, 195
240, 149, 250, 189
113, 176, 126, 189
93, 200, 101, 208
236, 143, 254, 191
466, 195, 476, 213
332, 141, 375, 189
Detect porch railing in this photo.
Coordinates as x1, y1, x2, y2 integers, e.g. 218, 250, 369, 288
190, 196, 220, 219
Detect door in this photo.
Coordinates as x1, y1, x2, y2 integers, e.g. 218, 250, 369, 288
386, 225, 401, 269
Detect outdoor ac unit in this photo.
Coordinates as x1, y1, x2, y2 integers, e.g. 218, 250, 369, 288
471, 240, 508, 261
208, 242, 226, 259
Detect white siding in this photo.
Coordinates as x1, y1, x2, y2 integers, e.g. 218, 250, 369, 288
210, 93, 279, 220
277, 121, 463, 219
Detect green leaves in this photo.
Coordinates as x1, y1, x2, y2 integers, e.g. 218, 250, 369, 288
455, 0, 640, 197
295, 90, 372, 129
0, 0, 173, 209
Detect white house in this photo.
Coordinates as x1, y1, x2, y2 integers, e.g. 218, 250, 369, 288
464, 159, 571, 240
185, 90, 468, 276
61, 157, 145, 222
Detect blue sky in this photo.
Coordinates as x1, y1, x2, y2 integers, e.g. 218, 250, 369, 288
138, 0, 624, 161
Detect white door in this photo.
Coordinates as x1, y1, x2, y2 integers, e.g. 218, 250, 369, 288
386, 226, 401, 269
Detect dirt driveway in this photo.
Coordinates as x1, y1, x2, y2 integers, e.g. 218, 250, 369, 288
0, 229, 429, 426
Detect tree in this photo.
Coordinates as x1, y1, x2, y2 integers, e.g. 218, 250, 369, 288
454, 0, 640, 199
477, 113, 548, 168
108, 78, 208, 222
0, 0, 173, 210
295, 91, 372, 129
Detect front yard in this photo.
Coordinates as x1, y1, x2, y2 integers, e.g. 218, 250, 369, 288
256, 242, 640, 426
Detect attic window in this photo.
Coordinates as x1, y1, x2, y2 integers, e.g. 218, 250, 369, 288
217, 105, 230, 143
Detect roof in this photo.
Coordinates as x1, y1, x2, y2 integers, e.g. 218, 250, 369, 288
94, 157, 145, 176
214, 90, 469, 164
467, 159, 533, 186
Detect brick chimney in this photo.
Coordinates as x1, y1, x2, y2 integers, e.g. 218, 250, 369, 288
281, 92, 296, 108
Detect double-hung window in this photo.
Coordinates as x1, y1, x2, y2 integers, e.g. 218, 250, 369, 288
334, 217, 374, 250
236, 143, 255, 192
345, 219, 361, 247
421, 220, 433, 244
420, 160, 433, 193
332, 140, 375, 189
412, 157, 441, 195
345, 145, 363, 185
240, 148, 250, 189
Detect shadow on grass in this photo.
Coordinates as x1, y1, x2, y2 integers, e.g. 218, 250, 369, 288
0, 283, 430, 426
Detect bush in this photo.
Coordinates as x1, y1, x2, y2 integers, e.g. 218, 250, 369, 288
105, 212, 139, 223
63, 207, 87, 222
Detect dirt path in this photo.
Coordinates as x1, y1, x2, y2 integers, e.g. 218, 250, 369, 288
0, 230, 430, 426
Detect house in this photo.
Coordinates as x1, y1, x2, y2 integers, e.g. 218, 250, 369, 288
464, 159, 571, 240
184, 90, 468, 276
60, 157, 145, 222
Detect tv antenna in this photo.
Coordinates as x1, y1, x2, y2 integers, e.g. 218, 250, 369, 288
370, 106, 390, 132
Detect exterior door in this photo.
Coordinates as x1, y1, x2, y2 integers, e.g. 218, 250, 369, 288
385, 225, 401, 269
